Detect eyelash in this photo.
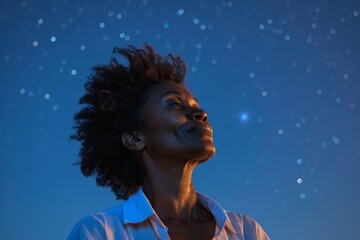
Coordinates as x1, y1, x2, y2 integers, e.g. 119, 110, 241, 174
169, 102, 200, 111
169, 102, 182, 108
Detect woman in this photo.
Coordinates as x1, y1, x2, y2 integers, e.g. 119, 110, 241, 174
68, 45, 270, 240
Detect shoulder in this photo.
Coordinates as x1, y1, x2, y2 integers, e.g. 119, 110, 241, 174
67, 205, 125, 240
226, 212, 271, 240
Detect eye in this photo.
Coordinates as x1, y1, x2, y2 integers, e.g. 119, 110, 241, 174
169, 102, 182, 108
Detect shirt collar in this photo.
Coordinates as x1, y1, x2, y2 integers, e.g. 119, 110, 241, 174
122, 188, 155, 224
196, 192, 237, 236
122, 188, 237, 235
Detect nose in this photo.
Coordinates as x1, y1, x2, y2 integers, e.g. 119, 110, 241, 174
189, 109, 208, 122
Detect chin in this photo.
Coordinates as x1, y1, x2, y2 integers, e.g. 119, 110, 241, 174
196, 145, 216, 163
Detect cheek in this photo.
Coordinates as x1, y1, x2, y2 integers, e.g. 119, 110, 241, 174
143, 114, 188, 146
146, 112, 186, 130
165, 112, 187, 126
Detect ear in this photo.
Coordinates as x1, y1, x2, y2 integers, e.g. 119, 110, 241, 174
121, 131, 145, 151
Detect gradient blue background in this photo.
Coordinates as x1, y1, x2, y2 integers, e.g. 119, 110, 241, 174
1, 0, 359, 239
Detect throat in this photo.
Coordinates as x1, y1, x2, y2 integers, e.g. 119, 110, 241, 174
143, 176, 212, 223
159, 200, 214, 224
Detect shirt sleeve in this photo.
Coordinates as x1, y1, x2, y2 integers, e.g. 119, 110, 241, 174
67, 215, 107, 240
242, 214, 270, 240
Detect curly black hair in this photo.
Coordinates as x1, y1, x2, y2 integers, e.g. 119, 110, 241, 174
71, 44, 186, 200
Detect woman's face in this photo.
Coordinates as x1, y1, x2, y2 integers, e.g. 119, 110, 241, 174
139, 81, 215, 165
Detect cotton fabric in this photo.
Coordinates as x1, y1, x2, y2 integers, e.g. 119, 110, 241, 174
68, 189, 270, 240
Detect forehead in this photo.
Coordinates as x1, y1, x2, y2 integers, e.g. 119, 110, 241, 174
145, 81, 195, 101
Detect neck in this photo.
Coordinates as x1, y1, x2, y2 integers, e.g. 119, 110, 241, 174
142, 160, 207, 222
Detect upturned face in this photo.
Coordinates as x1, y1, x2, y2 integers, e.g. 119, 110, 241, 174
139, 81, 215, 165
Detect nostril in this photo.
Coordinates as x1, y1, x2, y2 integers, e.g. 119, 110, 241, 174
191, 110, 208, 122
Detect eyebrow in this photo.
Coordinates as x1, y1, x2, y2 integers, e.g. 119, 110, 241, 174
162, 91, 199, 105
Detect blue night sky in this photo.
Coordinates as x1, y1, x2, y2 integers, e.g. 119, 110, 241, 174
1, 0, 359, 239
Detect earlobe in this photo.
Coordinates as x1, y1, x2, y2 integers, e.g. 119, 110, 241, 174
121, 131, 145, 151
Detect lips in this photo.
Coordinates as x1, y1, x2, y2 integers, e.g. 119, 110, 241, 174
187, 123, 213, 136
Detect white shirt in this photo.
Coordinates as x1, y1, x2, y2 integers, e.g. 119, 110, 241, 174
67, 189, 270, 240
